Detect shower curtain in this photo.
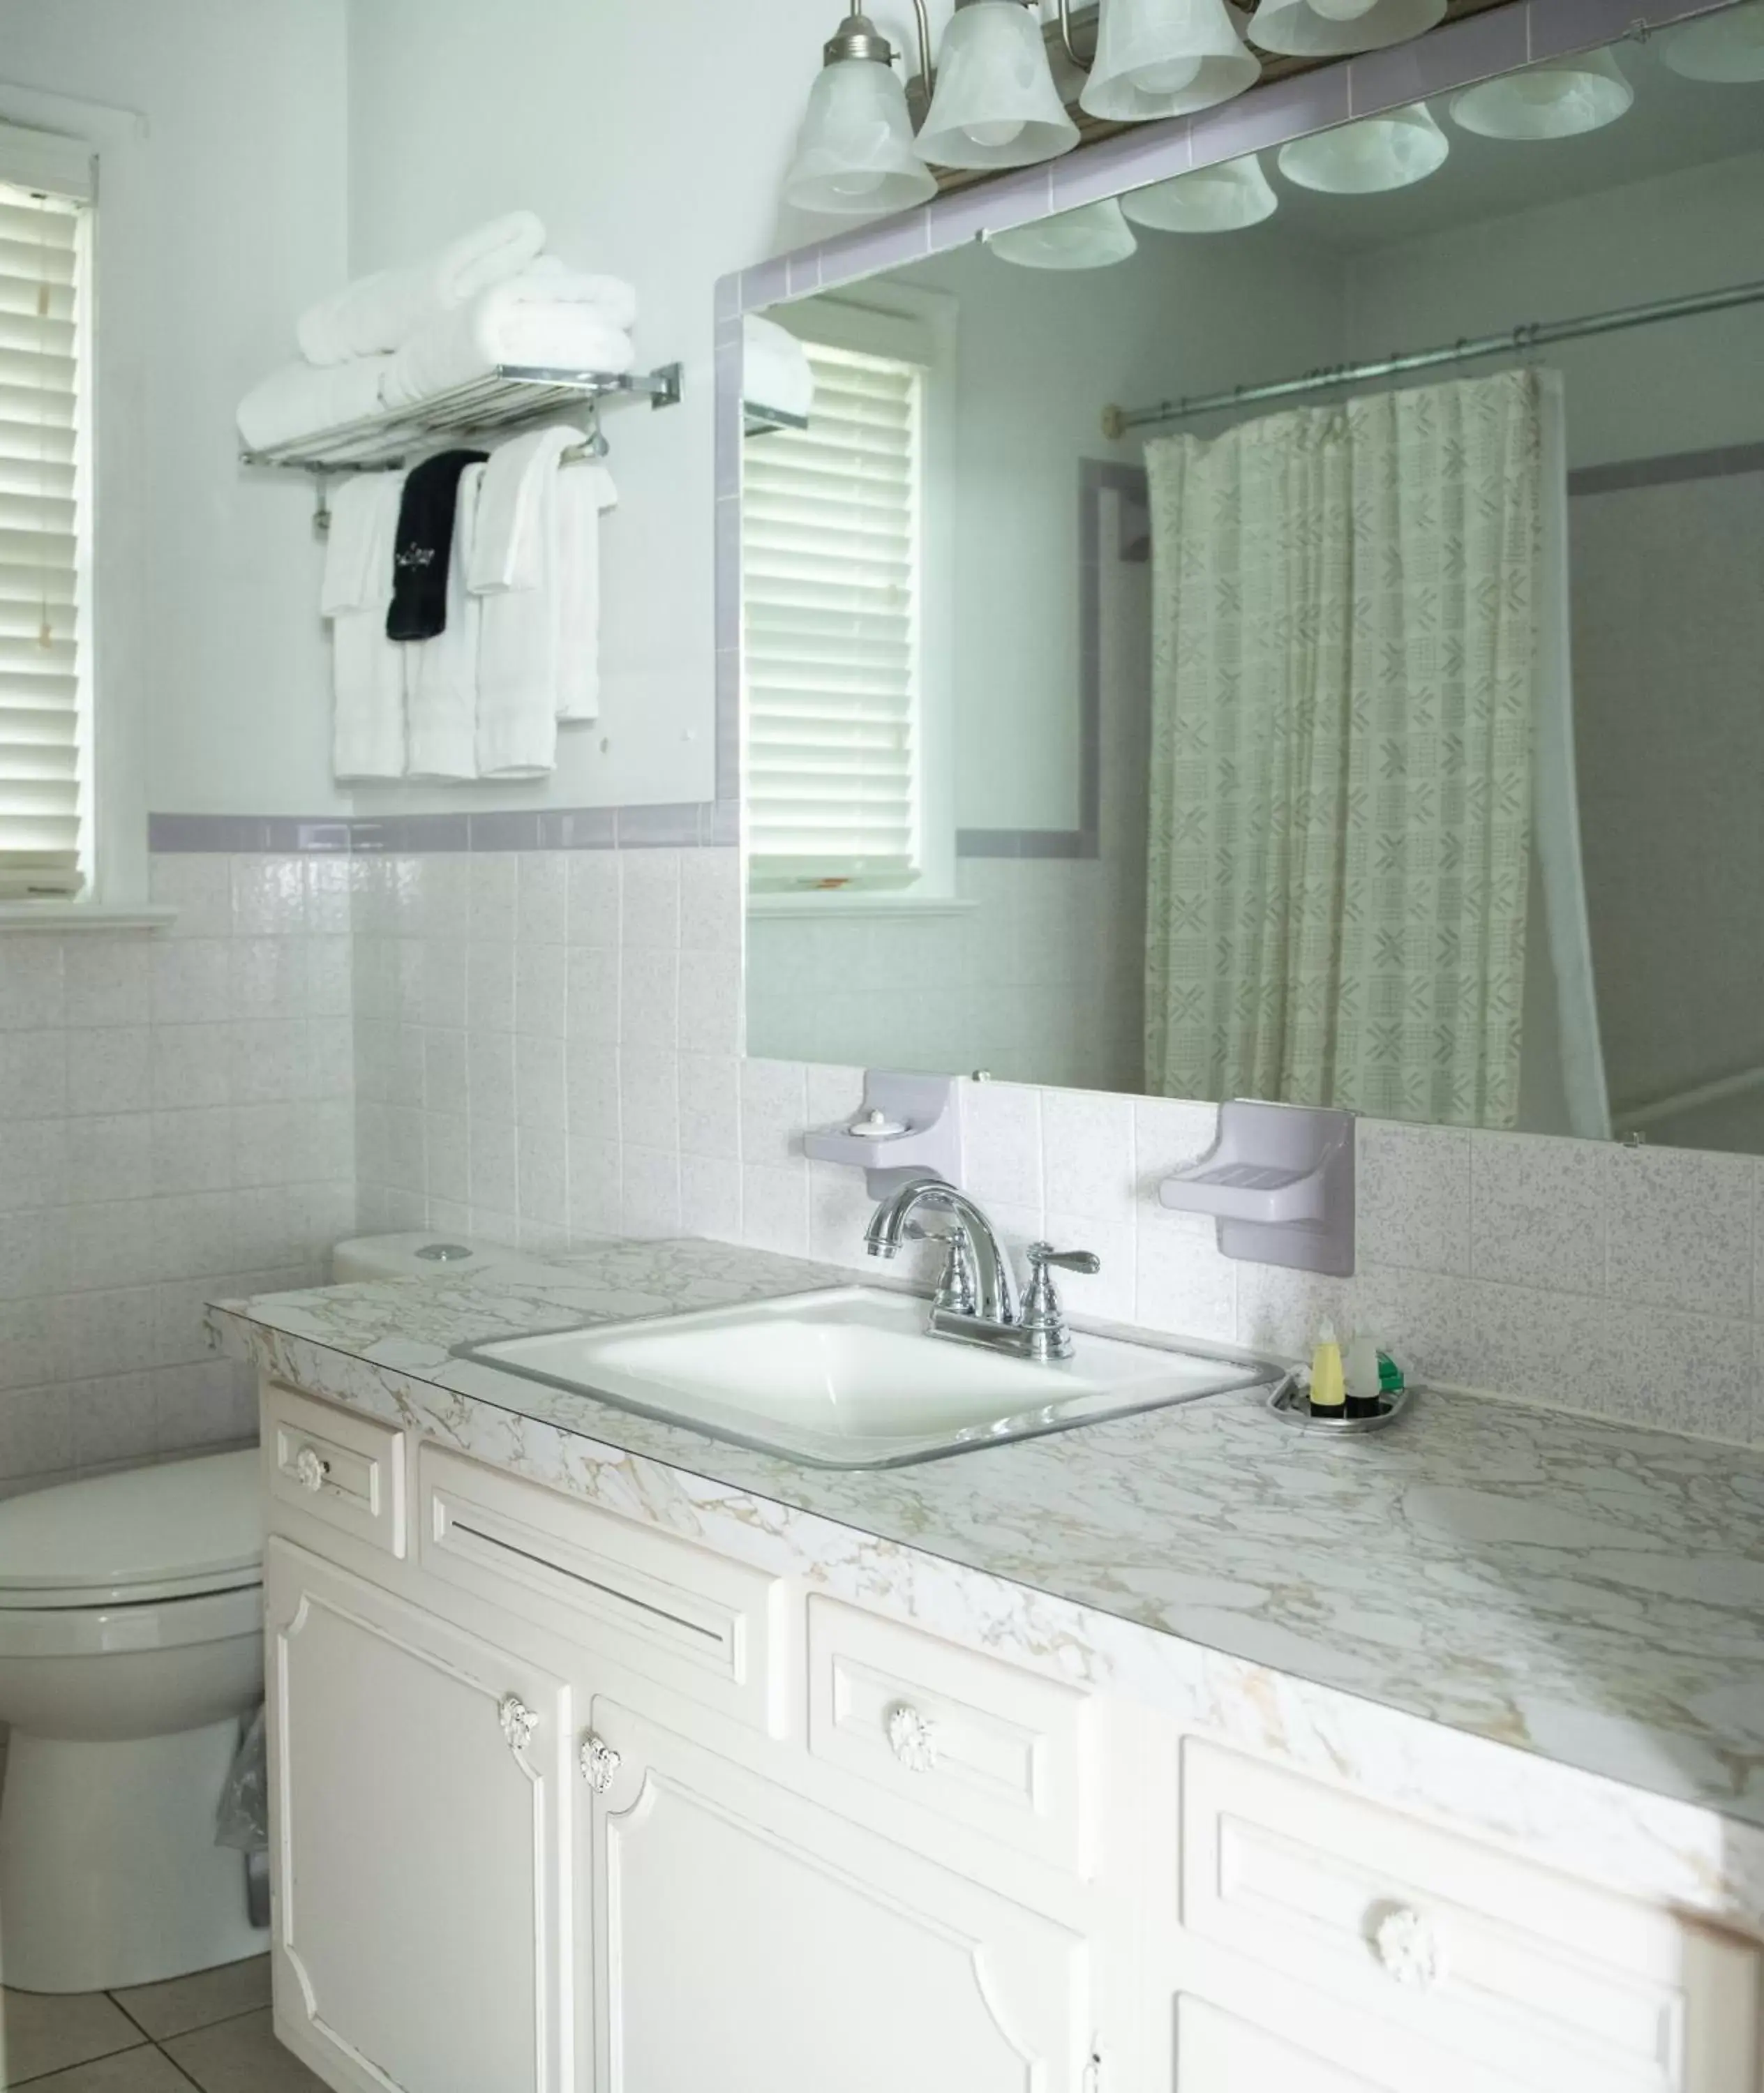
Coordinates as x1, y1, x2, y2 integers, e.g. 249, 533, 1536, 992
1144, 367, 1564, 1128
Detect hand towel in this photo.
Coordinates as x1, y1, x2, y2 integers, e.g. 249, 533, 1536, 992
472, 428, 583, 777
236, 354, 392, 451
324, 473, 408, 781
380, 262, 638, 411
407, 462, 484, 781
468, 424, 585, 593
387, 448, 488, 641
555, 460, 618, 722
296, 211, 546, 366
743, 315, 815, 423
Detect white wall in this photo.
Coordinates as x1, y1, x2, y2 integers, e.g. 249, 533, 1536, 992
0, 0, 351, 828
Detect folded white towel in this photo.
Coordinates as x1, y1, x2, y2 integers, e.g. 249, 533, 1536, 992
297, 212, 546, 367
324, 474, 408, 780
744, 315, 815, 423
237, 355, 392, 451
555, 461, 617, 723
472, 428, 583, 777
406, 462, 484, 781
380, 263, 637, 412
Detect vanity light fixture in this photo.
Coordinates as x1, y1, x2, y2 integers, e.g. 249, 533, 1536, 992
1247, 0, 1444, 58
1122, 151, 1278, 229
1450, 47, 1633, 137
1057, 0, 1260, 120
1658, 0, 1764, 80
1277, 100, 1449, 190
913, 0, 1081, 169
987, 195, 1139, 264
784, 8, 941, 215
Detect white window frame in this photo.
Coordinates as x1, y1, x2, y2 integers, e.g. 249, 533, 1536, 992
745, 284, 957, 913
0, 85, 156, 924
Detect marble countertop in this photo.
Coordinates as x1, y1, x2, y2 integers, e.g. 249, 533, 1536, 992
214, 1237, 1764, 1833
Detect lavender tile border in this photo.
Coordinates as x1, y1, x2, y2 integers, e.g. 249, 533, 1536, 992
1569, 440, 1764, 498
147, 807, 728, 855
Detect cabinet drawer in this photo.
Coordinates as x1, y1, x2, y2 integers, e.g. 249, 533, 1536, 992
263, 1382, 405, 1557
417, 1446, 789, 1736
806, 1596, 1096, 1875
1180, 1740, 1761, 2093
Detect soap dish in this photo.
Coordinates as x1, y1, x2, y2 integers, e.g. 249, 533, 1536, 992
1267, 1381, 1416, 1434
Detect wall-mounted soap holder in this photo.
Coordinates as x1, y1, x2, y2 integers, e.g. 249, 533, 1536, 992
802, 1072, 962, 1198
1159, 1100, 1355, 1276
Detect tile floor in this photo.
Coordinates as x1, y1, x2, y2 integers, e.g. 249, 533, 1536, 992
0, 1957, 324, 2090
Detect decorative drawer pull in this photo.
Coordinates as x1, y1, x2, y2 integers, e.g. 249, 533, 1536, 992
498, 1694, 539, 1756
885, 1701, 939, 1773
293, 1446, 330, 1493
1374, 1905, 1446, 1990
581, 1733, 622, 1793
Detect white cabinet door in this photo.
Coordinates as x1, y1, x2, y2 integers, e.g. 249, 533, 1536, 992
265, 1539, 575, 2093
583, 1697, 1097, 2093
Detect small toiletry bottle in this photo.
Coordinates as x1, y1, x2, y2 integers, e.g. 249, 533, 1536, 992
1345, 1331, 1382, 1420
1308, 1320, 1345, 1419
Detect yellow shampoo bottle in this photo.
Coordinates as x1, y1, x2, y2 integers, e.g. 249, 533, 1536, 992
1308, 1319, 1345, 1419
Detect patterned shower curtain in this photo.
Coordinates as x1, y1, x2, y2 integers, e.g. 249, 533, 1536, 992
1143, 368, 1543, 1127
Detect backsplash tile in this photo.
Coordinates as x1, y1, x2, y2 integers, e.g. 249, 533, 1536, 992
0, 854, 355, 1495
333, 841, 1764, 1452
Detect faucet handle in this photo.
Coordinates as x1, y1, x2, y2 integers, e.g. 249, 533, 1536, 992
1019, 1244, 1099, 1363
1028, 1243, 1100, 1277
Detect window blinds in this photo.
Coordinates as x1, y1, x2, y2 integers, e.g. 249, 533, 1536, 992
742, 340, 923, 886
0, 167, 88, 899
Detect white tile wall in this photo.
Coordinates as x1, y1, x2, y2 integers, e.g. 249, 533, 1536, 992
357, 843, 1764, 1449
0, 856, 357, 1494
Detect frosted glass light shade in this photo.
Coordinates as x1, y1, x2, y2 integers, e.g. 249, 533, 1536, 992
1278, 101, 1449, 191
1451, 49, 1632, 137
1123, 152, 1278, 230
1248, 0, 1444, 57
987, 198, 1139, 267
784, 56, 940, 215
1659, 0, 1764, 80
1080, 0, 1260, 119
915, 1, 1080, 170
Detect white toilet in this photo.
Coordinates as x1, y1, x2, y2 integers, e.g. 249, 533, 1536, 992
0, 1448, 268, 1993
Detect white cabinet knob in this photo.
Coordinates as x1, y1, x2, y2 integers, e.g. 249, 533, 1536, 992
580, 1734, 622, 1794
498, 1695, 539, 1757
885, 1702, 939, 1773
293, 1445, 329, 1493
1374, 1905, 1446, 1990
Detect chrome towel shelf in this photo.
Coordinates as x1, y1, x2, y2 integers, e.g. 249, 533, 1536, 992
240, 361, 683, 474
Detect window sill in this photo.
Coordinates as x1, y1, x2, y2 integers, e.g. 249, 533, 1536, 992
0, 903, 177, 933
747, 894, 978, 921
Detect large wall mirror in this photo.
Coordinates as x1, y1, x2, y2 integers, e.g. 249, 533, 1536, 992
739, 14, 1764, 1155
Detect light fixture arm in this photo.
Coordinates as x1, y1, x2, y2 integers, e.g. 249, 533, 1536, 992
1055, 0, 1095, 72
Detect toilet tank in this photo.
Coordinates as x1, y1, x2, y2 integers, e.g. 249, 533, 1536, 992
331, 1233, 574, 1286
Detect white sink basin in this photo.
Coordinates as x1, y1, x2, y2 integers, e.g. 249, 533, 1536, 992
458, 1286, 1286, 1468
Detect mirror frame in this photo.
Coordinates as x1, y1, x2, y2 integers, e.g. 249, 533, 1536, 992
710, 0, 1745, 1124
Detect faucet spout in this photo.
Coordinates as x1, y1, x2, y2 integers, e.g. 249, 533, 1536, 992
863, 1174, 1018, 1326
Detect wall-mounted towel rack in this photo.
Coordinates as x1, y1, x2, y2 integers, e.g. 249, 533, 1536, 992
241, 361, 683, 474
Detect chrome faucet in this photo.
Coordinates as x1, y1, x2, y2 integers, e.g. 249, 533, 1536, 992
864, 1174, 1100, 1364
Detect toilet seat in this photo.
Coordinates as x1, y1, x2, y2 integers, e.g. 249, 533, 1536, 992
0, 1447, 262, 1612
0, 1581, 262, 1658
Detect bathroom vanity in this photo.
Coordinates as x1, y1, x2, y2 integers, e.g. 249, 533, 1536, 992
219, 1239, 1764, 2093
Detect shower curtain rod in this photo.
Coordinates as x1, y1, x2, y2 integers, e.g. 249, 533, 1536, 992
1100, 277, 1764, 439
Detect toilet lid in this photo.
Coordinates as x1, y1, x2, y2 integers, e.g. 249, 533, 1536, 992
0, 1448, 263, 1609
